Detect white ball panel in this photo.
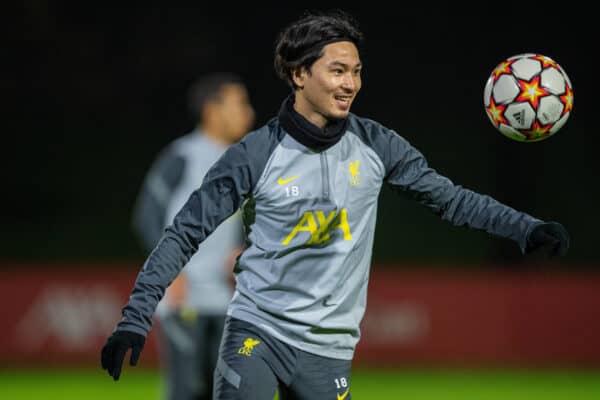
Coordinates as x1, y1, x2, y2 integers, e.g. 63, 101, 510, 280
541, 67, 566, 95
484, 76, 494, 106
550, 113, 570, 134
537, 96, 564, 125
492, 75, 519, 104
505, 102, 536, 130
511, 58, 542, 80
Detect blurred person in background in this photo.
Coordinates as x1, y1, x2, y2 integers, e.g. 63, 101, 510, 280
131, 72, 255, 400
103, 10, 569, 399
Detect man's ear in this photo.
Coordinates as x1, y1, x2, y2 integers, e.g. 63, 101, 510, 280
291, 67, 306, 89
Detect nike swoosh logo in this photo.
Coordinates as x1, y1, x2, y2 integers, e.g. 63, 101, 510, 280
277, 176, 298, 185
337, 389, 350, 400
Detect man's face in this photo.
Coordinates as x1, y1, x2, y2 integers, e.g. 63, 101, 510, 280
293, 41, 362, 128
214, 83, 256, 143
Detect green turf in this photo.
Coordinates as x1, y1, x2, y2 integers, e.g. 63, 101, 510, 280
350, 368, 600, 400
1, 367, 600, 399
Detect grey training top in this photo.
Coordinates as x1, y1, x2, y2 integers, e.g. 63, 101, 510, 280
118, 114, 541, 360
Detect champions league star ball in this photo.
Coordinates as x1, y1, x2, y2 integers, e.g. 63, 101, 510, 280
483, 53, 574, 142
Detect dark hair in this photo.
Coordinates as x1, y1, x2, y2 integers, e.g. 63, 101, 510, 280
187, 72, 243, 119
274, 9, 364, 89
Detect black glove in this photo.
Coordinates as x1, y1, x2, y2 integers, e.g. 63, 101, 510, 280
101, 330, 145, 381
526, 221, 570, 256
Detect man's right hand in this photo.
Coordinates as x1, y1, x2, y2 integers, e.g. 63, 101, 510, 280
100, 330, 145, 381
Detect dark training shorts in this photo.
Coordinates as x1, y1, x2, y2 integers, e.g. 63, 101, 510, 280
213, 317, 352, 400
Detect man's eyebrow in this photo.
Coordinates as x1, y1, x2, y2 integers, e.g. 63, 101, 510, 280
328, 61, 363, 69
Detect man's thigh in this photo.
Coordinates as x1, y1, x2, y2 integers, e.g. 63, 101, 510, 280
213, 317, 283, 400
280, 350, 352, 400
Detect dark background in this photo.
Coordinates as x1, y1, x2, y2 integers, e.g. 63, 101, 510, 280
4, 3, 595, 267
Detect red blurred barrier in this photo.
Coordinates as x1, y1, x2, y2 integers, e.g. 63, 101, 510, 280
357, 267, 600, 367
0, 263, 160, 366
1, 263, 599, 367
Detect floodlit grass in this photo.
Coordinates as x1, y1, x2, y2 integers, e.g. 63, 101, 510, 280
350, 368, 600, 400
2, 366, 600, 399
1, 367, 161, 400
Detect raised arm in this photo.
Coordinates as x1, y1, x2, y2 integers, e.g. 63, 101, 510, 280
365, 124, 568, 255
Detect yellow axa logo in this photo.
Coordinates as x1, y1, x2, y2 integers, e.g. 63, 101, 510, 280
277, 175, 299, 185
349, 160, 360, 186
237, 337, 261, 356
282, 208, 352, 246
337, 388, 350, 400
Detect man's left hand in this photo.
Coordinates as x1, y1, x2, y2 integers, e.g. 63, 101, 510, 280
526, 221, 570, 257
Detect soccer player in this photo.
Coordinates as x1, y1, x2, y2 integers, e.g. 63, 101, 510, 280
101, 10, 569, 400
130, 73, 255, 400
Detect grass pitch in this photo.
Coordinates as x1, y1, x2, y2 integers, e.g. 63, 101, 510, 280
2, 366, 600, 399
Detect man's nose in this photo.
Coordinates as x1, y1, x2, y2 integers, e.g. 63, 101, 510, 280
341, 73, 356, 91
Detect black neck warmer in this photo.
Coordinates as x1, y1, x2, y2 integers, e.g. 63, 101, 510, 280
278, 93, 348, 151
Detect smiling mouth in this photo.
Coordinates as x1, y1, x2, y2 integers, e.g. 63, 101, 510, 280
334, 95, 353, 109
334, 95, 352, 103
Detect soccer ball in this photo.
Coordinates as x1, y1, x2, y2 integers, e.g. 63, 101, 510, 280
483, 53, 574, 142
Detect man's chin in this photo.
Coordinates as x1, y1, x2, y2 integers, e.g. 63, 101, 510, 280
328, 110, 350, 121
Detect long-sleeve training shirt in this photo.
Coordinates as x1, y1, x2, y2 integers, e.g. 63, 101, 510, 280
117, 106, 542, 360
